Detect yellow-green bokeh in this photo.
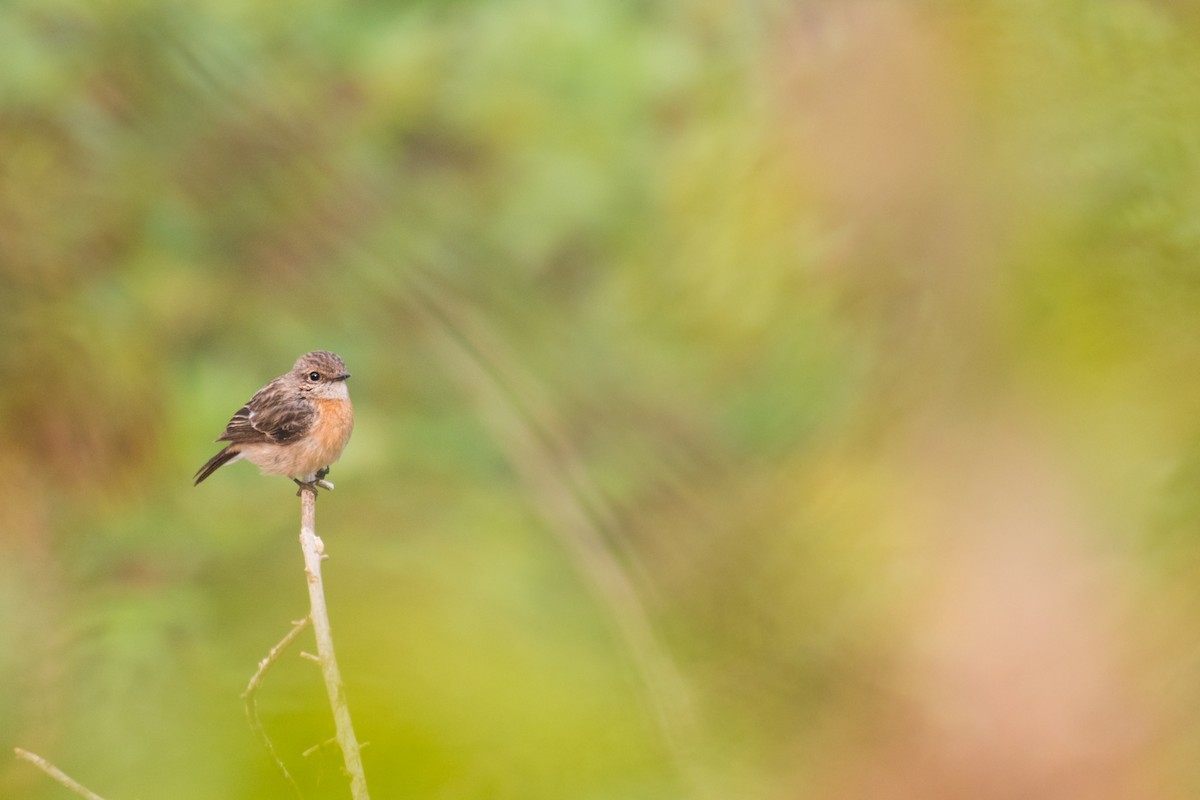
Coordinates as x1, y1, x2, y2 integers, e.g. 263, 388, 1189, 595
4, 1, 1200, 798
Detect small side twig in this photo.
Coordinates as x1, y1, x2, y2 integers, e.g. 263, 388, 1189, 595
301, 737, 339, 758
298, 485, 370, 799
304, 737, 370, 759
242, 617, 310, 795
13, 748, 108, 800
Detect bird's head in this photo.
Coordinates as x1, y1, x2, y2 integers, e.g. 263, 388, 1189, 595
293, 351, 351, 399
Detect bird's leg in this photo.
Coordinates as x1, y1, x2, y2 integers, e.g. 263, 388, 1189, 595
294, 467, 335, 496
315, 466, 335, 492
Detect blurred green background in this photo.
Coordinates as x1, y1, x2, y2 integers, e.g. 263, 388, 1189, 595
4, 1, 1200, 798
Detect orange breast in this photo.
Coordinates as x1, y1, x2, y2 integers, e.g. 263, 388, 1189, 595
312, 397, 355, 464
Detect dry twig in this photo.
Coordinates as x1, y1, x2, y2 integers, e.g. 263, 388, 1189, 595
242, 616, 310, 795
13, 748, 108, 800
297, 485, 370, 799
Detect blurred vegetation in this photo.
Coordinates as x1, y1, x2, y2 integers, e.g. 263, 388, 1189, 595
4, 0, 1200, 798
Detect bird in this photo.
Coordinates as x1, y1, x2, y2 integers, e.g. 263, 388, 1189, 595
194, 351, 354, 492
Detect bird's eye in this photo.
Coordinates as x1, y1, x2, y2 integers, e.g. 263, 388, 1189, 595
308, 371, 321, 382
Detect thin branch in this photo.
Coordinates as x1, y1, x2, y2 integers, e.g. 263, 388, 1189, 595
298, 485, 370, 799
242, 617, 310, 796
13, 748, 108, 800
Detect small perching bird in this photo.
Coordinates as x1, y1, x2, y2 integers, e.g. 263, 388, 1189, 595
194, 351, 354, 492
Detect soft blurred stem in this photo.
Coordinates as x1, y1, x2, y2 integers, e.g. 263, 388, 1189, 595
298, 486, 370, 800
13, 748, 108, 800
399, 272, 703, 795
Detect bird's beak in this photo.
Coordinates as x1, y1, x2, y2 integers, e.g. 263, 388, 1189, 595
335, 372, 351, 381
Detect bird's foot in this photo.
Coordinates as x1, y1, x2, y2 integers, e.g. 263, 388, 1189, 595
294, 467, 334, 496
314, 466, 334, 492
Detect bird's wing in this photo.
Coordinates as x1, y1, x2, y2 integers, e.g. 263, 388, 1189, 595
217, 380, 313, 445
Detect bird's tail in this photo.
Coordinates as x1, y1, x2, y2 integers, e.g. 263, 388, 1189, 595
194, 446, 240, 485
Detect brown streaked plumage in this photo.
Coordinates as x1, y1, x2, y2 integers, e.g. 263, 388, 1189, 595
194, 351, 354, 488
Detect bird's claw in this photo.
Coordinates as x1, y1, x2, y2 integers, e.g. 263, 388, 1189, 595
294, 468, 335, 496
